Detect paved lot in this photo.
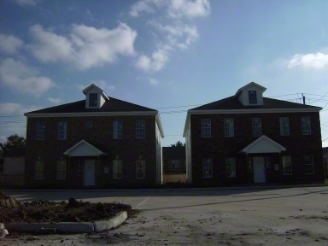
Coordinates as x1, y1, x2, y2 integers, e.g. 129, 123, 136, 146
1, 186, 328, 246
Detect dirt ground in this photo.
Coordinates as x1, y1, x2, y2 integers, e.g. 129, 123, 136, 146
0, 191, 135, 223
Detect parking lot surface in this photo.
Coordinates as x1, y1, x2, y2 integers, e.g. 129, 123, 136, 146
1, 186, 328, 246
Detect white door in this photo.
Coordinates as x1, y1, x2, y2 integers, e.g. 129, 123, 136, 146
84, 160, 95, 186
253, 157, 266, 183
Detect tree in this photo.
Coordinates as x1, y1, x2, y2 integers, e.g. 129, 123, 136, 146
0, 134, 26, 157
170, 141, 185, 147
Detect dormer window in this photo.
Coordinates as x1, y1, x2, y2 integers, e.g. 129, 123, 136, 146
89, 93, 98, 107
248, 90, 257, 104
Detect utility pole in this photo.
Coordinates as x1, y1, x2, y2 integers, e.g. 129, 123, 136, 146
302, 93, 306, 105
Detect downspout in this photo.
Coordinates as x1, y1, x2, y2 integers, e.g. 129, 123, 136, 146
279, 152, 283, 184
68, 156, 71, 188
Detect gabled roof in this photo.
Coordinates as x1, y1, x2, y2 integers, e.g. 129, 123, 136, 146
234, 82, 267, 98
190, 96, 321, 111
25, 97, 157, 114
241, 135, 286, 154
64, 140, 107, 156
82, 84, 109, 100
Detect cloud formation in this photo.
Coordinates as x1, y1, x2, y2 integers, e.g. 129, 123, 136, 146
28, 23, 137, 70
0, 58, 55, 96
48, 97, 62, 104
287, 52, 328, 69
0, 34, 24, 54
131, 0, 210, 72
0, 102, 41, 115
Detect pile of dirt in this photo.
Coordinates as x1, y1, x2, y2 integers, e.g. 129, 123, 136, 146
0, 192, 136, 224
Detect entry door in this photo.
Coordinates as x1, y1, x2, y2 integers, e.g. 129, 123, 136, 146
84, 160, 95, 186
253, 157, 266, 183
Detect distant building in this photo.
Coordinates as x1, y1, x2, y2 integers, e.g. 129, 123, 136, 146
184, 82, 324, 186
24, 84, 164, 188
163, 146, 186, 173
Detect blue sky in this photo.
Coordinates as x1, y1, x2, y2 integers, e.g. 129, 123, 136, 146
0, 0, 327, 147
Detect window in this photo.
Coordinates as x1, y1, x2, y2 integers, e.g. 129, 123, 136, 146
57, 160, 66, 180
57, 122, 67, 140
113, 160, 122, 179
282, 156, 292, 175
252, 118, 262, 137
226, 158, 236, 177
202, 158, 213, 178
136, 120, 145, 139
113, 120, 123, 139
169, 160, 181, 169
36, 122, 45, 140
248, 90, 257, 104
224, 118, 234, 137
301, 116, 311, 135
89, 93, 98, 107
136, 160, 145, 179
201, 119, 211, 138
35, 161, 44, 180
280, 117, 290, 136
304, 155, 314, 174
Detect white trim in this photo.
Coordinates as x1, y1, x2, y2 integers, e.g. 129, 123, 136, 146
189, 108, 321, 115
234, 82, 267, 98
64, 139, 107, 156
83, 84, 109, 100
241, 135, 286, 154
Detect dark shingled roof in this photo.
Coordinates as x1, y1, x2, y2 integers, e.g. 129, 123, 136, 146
25, 97, 157, 114
190, 96, 321, 111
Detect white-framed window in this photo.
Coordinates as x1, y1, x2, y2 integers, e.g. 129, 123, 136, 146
89, 93, 98, 107
136, 160, 146, 179
113, 160, 122, 179
56, 160, 66, 180
57, 121, 67, 140
201, 119, 211, 138
279, 117, 290, 136
36, 122, 45, 140
282, 156, 292, 175
301, 116, 311, 135
202, 158, 213, 178
226, 158, 236, 177
136, 120, 145, 139
224, 118, 234, 137
304, 155, 314, 174
113, 120, 123, 139
35, 161, 44, 180
248, 90, 257, 104
252, 118, 262, 137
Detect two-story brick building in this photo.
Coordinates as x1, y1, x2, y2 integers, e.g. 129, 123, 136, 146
24, 84, 164, 188
184, 82, 324, 186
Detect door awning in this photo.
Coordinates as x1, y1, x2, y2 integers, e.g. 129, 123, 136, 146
240, 135, 286, 154
64, 140, 107, 157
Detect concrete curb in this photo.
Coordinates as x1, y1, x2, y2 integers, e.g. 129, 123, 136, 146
4, 211, 128, 234
94, 211, 127, 232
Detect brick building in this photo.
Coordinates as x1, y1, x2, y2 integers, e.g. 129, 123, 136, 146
24, 84, 164, 188
184, 82, 324, 186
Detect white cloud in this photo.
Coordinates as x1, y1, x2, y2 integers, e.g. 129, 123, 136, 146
130, 0, 210, 19
131, 0, 209, 72
91, 80, 115, 91
48, 97, 62, 104
149, 78, 159, 85
0, 34, 24, 54
168, 0, 211, 18
136, 48, 169, 71
286, 52, 328, 69
27, 23, 137, 70
0, 58, 55, 96
13, 0, 37, 6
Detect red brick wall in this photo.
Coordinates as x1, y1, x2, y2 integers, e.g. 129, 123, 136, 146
25, 115, 158, 188
190, 112, 324, 186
